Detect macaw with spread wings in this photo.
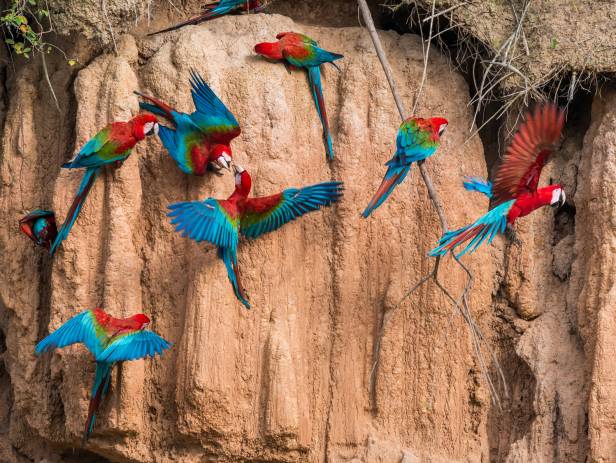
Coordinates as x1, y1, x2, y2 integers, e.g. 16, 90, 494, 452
430, 104, 566, 257
136, 70, 240, 176
168, 165, 343, 308
36, 308, 171, 442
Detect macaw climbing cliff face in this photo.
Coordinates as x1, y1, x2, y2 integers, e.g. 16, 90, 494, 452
0, 3, 613, 463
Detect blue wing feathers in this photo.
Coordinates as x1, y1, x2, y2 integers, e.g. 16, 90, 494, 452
35, 310, 104, 358
189, 69, 239, 128
168, 199, 238, 250
98, 331, 171, 363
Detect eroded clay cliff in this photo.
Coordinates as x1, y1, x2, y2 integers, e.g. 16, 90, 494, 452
0, 1, 613, 462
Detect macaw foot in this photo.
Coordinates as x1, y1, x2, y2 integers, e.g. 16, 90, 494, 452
505, 225, 523, 247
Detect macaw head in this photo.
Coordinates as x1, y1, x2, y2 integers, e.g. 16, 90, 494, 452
254, 40, 283, 60
429, 117, 449, 139
233, 164, 252, 196
19, 209, 57, 251
211, 144, 233, 171
132, 313, 151, 330
132, 113, 160, 140
546, 184, 567, 208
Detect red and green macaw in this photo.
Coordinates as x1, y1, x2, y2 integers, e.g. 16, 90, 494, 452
149, 0, 267, 36
136, 70, 240, 176
19, 209, 58, 251
430, 105, 566, 257
36, 308, 171, 442
49, 114, 159, 256
362, 116, 448, 217
168, 165, 343, 308
255, 32, 344, 161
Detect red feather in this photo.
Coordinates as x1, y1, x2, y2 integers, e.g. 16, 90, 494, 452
492, 104, 564, 204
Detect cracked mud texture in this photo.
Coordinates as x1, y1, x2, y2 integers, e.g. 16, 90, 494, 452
0, 1, 614, 462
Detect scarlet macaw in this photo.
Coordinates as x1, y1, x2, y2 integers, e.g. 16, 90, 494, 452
149, 0, 266, 36
19, 209, 58, 251
362, 116, 448, 217
49, 114, 159, 256
136, 70, 239, 176
35, 308, 171, 442
168, 165, 343, 308
430, 105, 566, 257
255, 32, 343, 161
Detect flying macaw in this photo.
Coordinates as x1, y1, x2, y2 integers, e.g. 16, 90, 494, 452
19, 209, 58, 251
430, 104, 566, 257
362, 116, 449, 218
255, 32, 344, 161
35, 308, 171, 442
168, 165, 343, 308
136, 70, 240, 176
149, 0, 267, 36
49, 114, 159, 256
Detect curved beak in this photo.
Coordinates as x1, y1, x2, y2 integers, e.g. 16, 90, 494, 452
559, 189, 566, 207
215, 157, 231, 171
154, 123, 159, 136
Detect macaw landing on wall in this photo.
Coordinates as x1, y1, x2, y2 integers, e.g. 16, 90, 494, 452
44, 114, 159, 256
35, 308, 171, 443
255, 32, 343, 161
149, 0, 267, 36
136, 70, 240, 176
362, 116, 448, 218
430, 104, 566, 257
168, 165, 343, 308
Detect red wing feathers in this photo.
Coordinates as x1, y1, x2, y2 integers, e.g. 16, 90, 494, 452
492, 104, 564, 204
243, 194, 284, 215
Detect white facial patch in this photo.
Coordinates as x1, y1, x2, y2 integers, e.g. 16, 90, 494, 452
438, 123, 447, 136
550, 188, 562, 205
144, 122, 155, 135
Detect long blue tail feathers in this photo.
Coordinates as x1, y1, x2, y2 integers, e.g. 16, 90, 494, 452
463, 177, 493, 198
362, 164, 410, 218
307, 66, 335, 161
219, 247, 251, 309
50, 167, 100, 256
83, 362, 112, 443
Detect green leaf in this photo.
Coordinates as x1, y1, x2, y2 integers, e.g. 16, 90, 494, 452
4, 38, 14, 45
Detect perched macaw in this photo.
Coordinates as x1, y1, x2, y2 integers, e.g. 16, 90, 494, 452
362, 116, 449, 218
136, 70, 239, 176
19, 209, 58, 251
255, 32, 344, 161
49, 114, 159, 256
430, 105, 566, 257
168, 165, 343, 308
36, 308, 171, 442
149, 0, 267, 36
